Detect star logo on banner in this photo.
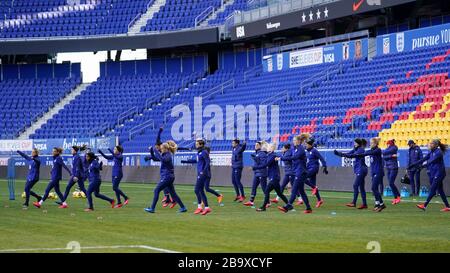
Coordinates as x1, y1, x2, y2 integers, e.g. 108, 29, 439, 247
302, 12, 306, 23
324, 7, 329, 18
316, 9, 321, 19
309, 11, 314, 21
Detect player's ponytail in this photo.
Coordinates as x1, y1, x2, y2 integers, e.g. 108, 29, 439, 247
432, 139, 447, 153
166, 140, 178, 154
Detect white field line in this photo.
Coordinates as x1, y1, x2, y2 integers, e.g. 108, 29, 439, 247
0, 244, 179, 253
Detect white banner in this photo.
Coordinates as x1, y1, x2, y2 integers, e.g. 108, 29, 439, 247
210, 154, 232, 166
289, 47, 323, 68
0, 140, 33, 152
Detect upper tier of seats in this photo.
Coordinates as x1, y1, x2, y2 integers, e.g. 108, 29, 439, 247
1, 0, 150, 38
141, 0, 222, 32
0, 0, 251, 38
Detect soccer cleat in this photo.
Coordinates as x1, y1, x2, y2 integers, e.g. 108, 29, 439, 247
178, 207, 187, 213
111, 200, 115, 208
234, 196, 240, 202
123, 199, 129, 206
346, 203, 356, 208
304, 209, 313, 214
194, 208, 203, 214
238, 195, 246, 202
55, 201, 63, 205
296, 199, 304, 206
22, 205, 28, 209
375, 204, 386, 212
161, 196, 168, 203
217, 194, 223, 203
416, 204, 426, 211
256, 207, 266, 212
84, 208, 94, 212
114, 203, 123, 209
243, 201, 254, 207
169, 202, 177, 209
357, 205, 368, 209
392, 197, 401, 205
58, 204, 68, 209
144, 207, 155, 213
33, 202, 41, 208
315, 200, 324, 208
162, 201, 170, 208
265, 203, 271, 208
277, 206, 288, 213
201, 208, 212, 215
270, 198, 279, 204
312, 187, 318, 196
440, 207, 450, 212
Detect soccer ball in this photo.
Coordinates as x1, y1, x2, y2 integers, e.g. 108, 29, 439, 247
21, 192, 26, 198
72, 191, 81, 198
48, 192, 57, 199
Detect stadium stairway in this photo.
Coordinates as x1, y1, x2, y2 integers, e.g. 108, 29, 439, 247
18, 83, 91, 140
198, 0, 235, 27
128, 0, 167, 34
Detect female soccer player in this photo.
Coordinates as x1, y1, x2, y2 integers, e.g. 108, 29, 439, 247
98, 146, 129, 208
271, 143, 294, 204
181, 139, 212, 215
33, 147, 72, 208
231, 139, 246, 202
253, 143, 289, 211
243, 141, 268, 207
84, 152, 115, 212
334, 139, 368, 209
407, 139, 423, 196
278, 134, 313, 214
59, 145, 87, 209
17, 149, 41, 208
383, 139, 401, 204
337, 138, 386, 212
409, 139, 450, 212
305, 138, 328, 208
144, 141, 187, 214
204, 146, 224, 204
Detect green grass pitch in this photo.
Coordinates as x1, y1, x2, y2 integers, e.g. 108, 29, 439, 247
0, 179, 449, 253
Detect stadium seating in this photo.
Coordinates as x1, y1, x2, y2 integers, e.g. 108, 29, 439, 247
25, 44, 449, 151
0, 77, 81, 139
32, 72, 201, 139
0, 0, 149, 38
208, 0, 248, 26
141, 0, 223, 32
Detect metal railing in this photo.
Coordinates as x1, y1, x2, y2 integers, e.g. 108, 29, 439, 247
88, 121, 111, 137
200, 79, 235, 101
164, 102, 189, 123
195, 6, 215, 27
261, 90, 290, 105
266, 30, 370, 54
129, 119, 155, 140
117, 106, 138, 127
299, 62, 343, 95
243, 64, 262, 82
127, 0, 155, 31
233, 0, 340, 26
